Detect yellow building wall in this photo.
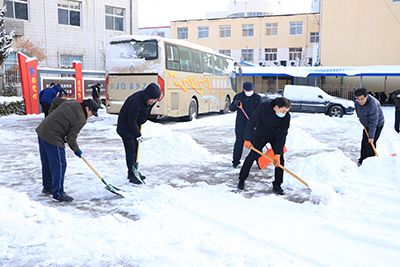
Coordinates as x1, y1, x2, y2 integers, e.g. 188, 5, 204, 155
171, 13, 320, 64
321, 0, 400, 66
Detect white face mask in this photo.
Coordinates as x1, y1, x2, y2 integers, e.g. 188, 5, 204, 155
244, 91, 254, 97
276, 112, 286, 118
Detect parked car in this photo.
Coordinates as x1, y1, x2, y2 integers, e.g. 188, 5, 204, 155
266, 85, 355, 117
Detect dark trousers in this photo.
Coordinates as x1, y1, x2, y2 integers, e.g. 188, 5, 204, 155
239, 138, 285, 185
232, 132, 244, 165
359, 126, 383, 164
395, 109, 400, 133
40, 102, 51, 117
38, 137, 67, 198
121, 136, 139, 176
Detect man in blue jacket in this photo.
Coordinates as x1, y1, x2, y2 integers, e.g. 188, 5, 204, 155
229, 81, 261, 168
354, 88, 385, 166
117, 83, 161, 184
39, 84, 66, 117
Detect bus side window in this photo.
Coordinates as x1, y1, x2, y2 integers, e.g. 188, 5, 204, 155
191, 49, 203, 73
166, 44, 180, 71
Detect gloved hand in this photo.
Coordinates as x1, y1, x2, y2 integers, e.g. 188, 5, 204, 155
137, 136, 144, 143
234, 100, 241, 107
74, 149, 82, 158
273, 154, 281, 167
244, 140, 253, 149
368, 138, 374, 143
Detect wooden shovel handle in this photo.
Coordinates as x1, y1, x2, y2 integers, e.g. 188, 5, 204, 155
250, 146, 309, 188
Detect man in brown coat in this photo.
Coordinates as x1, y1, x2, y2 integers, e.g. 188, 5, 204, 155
36, 99, 98, 202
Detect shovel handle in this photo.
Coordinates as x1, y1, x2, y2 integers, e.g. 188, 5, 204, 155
250, 146, 309, 188
81, 156, 106, 184
364, 128, 379, 157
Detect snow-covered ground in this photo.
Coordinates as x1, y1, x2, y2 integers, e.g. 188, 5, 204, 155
0, 107, 399, 266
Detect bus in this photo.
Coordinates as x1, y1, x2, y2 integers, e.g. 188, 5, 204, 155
105, 35, 237, 120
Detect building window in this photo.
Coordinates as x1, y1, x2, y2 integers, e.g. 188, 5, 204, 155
241, 49, 254, 62
219, 50, 231, 57
198, 26, 209, 39
177, 27, 188, 39
266, 23, 278, 36
289, 21, 303, 35
58, 0, 81, 26
5, 0, 28, 20
60, 54, 83, 68
310, 32, 319, 43
242, 24, 254, 37
219, 25, 231, 38
289, 48, 302, 60
265, 48, 277, 61
105, 6, 124, 31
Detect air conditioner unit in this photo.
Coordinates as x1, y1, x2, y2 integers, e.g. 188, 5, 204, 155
289, 60, 298, 67
258, 61, 266, 67
273, 60, 280, 66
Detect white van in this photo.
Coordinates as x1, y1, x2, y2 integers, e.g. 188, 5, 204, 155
283, 85, 355, 117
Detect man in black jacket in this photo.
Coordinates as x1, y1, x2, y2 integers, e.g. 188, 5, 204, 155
117, 83, 161, 184
237, 97, 291, 195
229, 81, 261, 168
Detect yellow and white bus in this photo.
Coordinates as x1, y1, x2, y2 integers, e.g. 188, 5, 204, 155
105, 35, 237, 120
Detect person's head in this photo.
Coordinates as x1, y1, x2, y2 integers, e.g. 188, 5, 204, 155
50, 82, 55, 87
272, 97, 291, 118
81, 99, 98, 118
355, 88, 368, 106
96, 83, 101, 87
143, 83, 161, 105
242, 81, 254, 97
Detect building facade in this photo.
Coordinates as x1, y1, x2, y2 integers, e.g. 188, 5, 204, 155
4, 0, 138, 70
171, 13, 320, 67
320, 0, 400, 66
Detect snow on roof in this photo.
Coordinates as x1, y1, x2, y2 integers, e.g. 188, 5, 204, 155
238, 65, 400, 77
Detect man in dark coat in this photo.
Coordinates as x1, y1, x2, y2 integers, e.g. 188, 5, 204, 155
229, 81, 261, 168
39, 84, 65, 117
36, 99, 98, 202
354, 88, 385, 166
91, 83, 102, 109
237, 97, 291, 195
117, 83, 161, 184
395, 93, 400, 133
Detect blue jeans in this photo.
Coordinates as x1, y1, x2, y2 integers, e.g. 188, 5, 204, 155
38, 137, 67, 198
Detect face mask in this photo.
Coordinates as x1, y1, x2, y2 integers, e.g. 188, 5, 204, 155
276, 112, 286, 118
244, 91, 254, 97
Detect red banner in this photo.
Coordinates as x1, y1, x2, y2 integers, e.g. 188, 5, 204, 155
26, 59, 40, 114
17, 52, 39, 114
73, 61, 83, 103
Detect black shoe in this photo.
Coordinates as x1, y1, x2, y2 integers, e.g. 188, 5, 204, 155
232, 161, 240, 168
128, 174, 144, 184
357, 159, 362, 167
42, 188, 52, 195
53, 193, 74, 202
237, 179, 245, 190
272, 183, 284, 195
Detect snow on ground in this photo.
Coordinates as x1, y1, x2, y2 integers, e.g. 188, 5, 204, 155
0, 107, 399, 266
0, 96, 23, 104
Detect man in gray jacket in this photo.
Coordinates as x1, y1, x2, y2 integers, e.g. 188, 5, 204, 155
354, 88, 385, 166
36, 99, 98, 202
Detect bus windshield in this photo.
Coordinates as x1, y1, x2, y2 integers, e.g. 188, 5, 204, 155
110, 39, 158, 60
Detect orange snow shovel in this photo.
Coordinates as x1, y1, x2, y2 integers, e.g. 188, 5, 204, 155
250, 146, 309, 188
258, 146, 288, 169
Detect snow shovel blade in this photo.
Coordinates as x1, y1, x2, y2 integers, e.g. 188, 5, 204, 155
105, 184, 125, 197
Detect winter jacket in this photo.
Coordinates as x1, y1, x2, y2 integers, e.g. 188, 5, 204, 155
395, 94, 400, 111
49, 97, 67, 113
117, 84, 160, 138
229, 92, 261, 135
91, 85, 101, 98
355, 95, 385, 137
39, 84, 62, 104
36, 101, 87, 152
244, 99, 290, 155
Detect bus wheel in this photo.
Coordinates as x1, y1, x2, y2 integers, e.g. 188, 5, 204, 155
187, 98, 198, 121
220, 96, 230, 114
